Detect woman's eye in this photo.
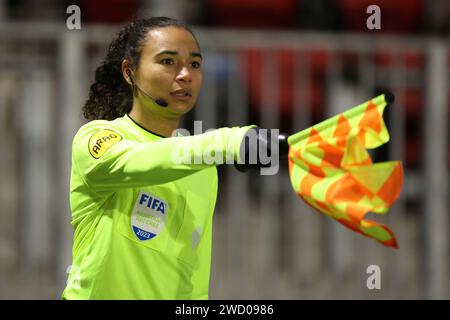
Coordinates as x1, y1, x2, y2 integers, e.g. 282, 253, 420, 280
191, 61, 201, 69
161, 58, 174, 65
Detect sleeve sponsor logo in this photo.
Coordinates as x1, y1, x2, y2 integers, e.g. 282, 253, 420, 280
88, 129, 123, 159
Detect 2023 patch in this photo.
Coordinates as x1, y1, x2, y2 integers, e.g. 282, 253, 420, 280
88, 129, 123, 159
131, 191, 168, 241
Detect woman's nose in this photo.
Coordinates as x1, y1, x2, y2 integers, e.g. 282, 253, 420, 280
176, 67, 192, 82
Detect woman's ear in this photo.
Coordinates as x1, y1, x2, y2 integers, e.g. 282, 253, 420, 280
121, 59, 134, 85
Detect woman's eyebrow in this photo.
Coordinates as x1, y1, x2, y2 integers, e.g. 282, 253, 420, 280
155, 50, 203, 60
191, 52, 203, 60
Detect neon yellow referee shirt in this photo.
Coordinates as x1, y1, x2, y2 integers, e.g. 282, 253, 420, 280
62, 114, 254, 300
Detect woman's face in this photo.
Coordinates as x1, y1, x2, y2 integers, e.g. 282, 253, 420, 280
133, 26, 203, 117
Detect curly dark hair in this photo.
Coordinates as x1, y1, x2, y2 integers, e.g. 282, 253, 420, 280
83, 17, 198, 121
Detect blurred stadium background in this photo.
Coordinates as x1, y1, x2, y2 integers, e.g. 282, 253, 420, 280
0, 0, 448, 299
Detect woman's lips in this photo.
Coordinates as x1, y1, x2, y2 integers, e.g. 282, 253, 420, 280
170, 92, 192, 101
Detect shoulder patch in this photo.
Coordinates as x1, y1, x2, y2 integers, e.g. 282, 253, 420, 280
88, 129, 123, 159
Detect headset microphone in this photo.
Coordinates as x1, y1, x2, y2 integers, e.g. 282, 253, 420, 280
127, 70, 169, 107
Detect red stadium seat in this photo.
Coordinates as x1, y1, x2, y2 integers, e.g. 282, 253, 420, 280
207, 0, 299, 28
336, 0, 424, 34
81, 0, 141, 23
243, 49, 326, 118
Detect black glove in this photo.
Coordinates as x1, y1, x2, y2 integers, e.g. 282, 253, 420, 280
234, 127, 289, 172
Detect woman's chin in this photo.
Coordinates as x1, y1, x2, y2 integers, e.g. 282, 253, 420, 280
169, 102, 195, 115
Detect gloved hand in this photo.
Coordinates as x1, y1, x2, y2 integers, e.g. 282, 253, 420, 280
234, 127, 289, 172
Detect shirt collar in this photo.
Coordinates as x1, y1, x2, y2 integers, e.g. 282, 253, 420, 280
123, 113, 167, 140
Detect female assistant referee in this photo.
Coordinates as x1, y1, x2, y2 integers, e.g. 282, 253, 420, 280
62, 17, 285, 300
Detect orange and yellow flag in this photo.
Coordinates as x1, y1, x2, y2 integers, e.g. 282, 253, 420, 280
288, 93, 403, 248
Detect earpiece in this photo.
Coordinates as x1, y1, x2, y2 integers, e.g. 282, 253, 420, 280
126, 69, 134, 83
